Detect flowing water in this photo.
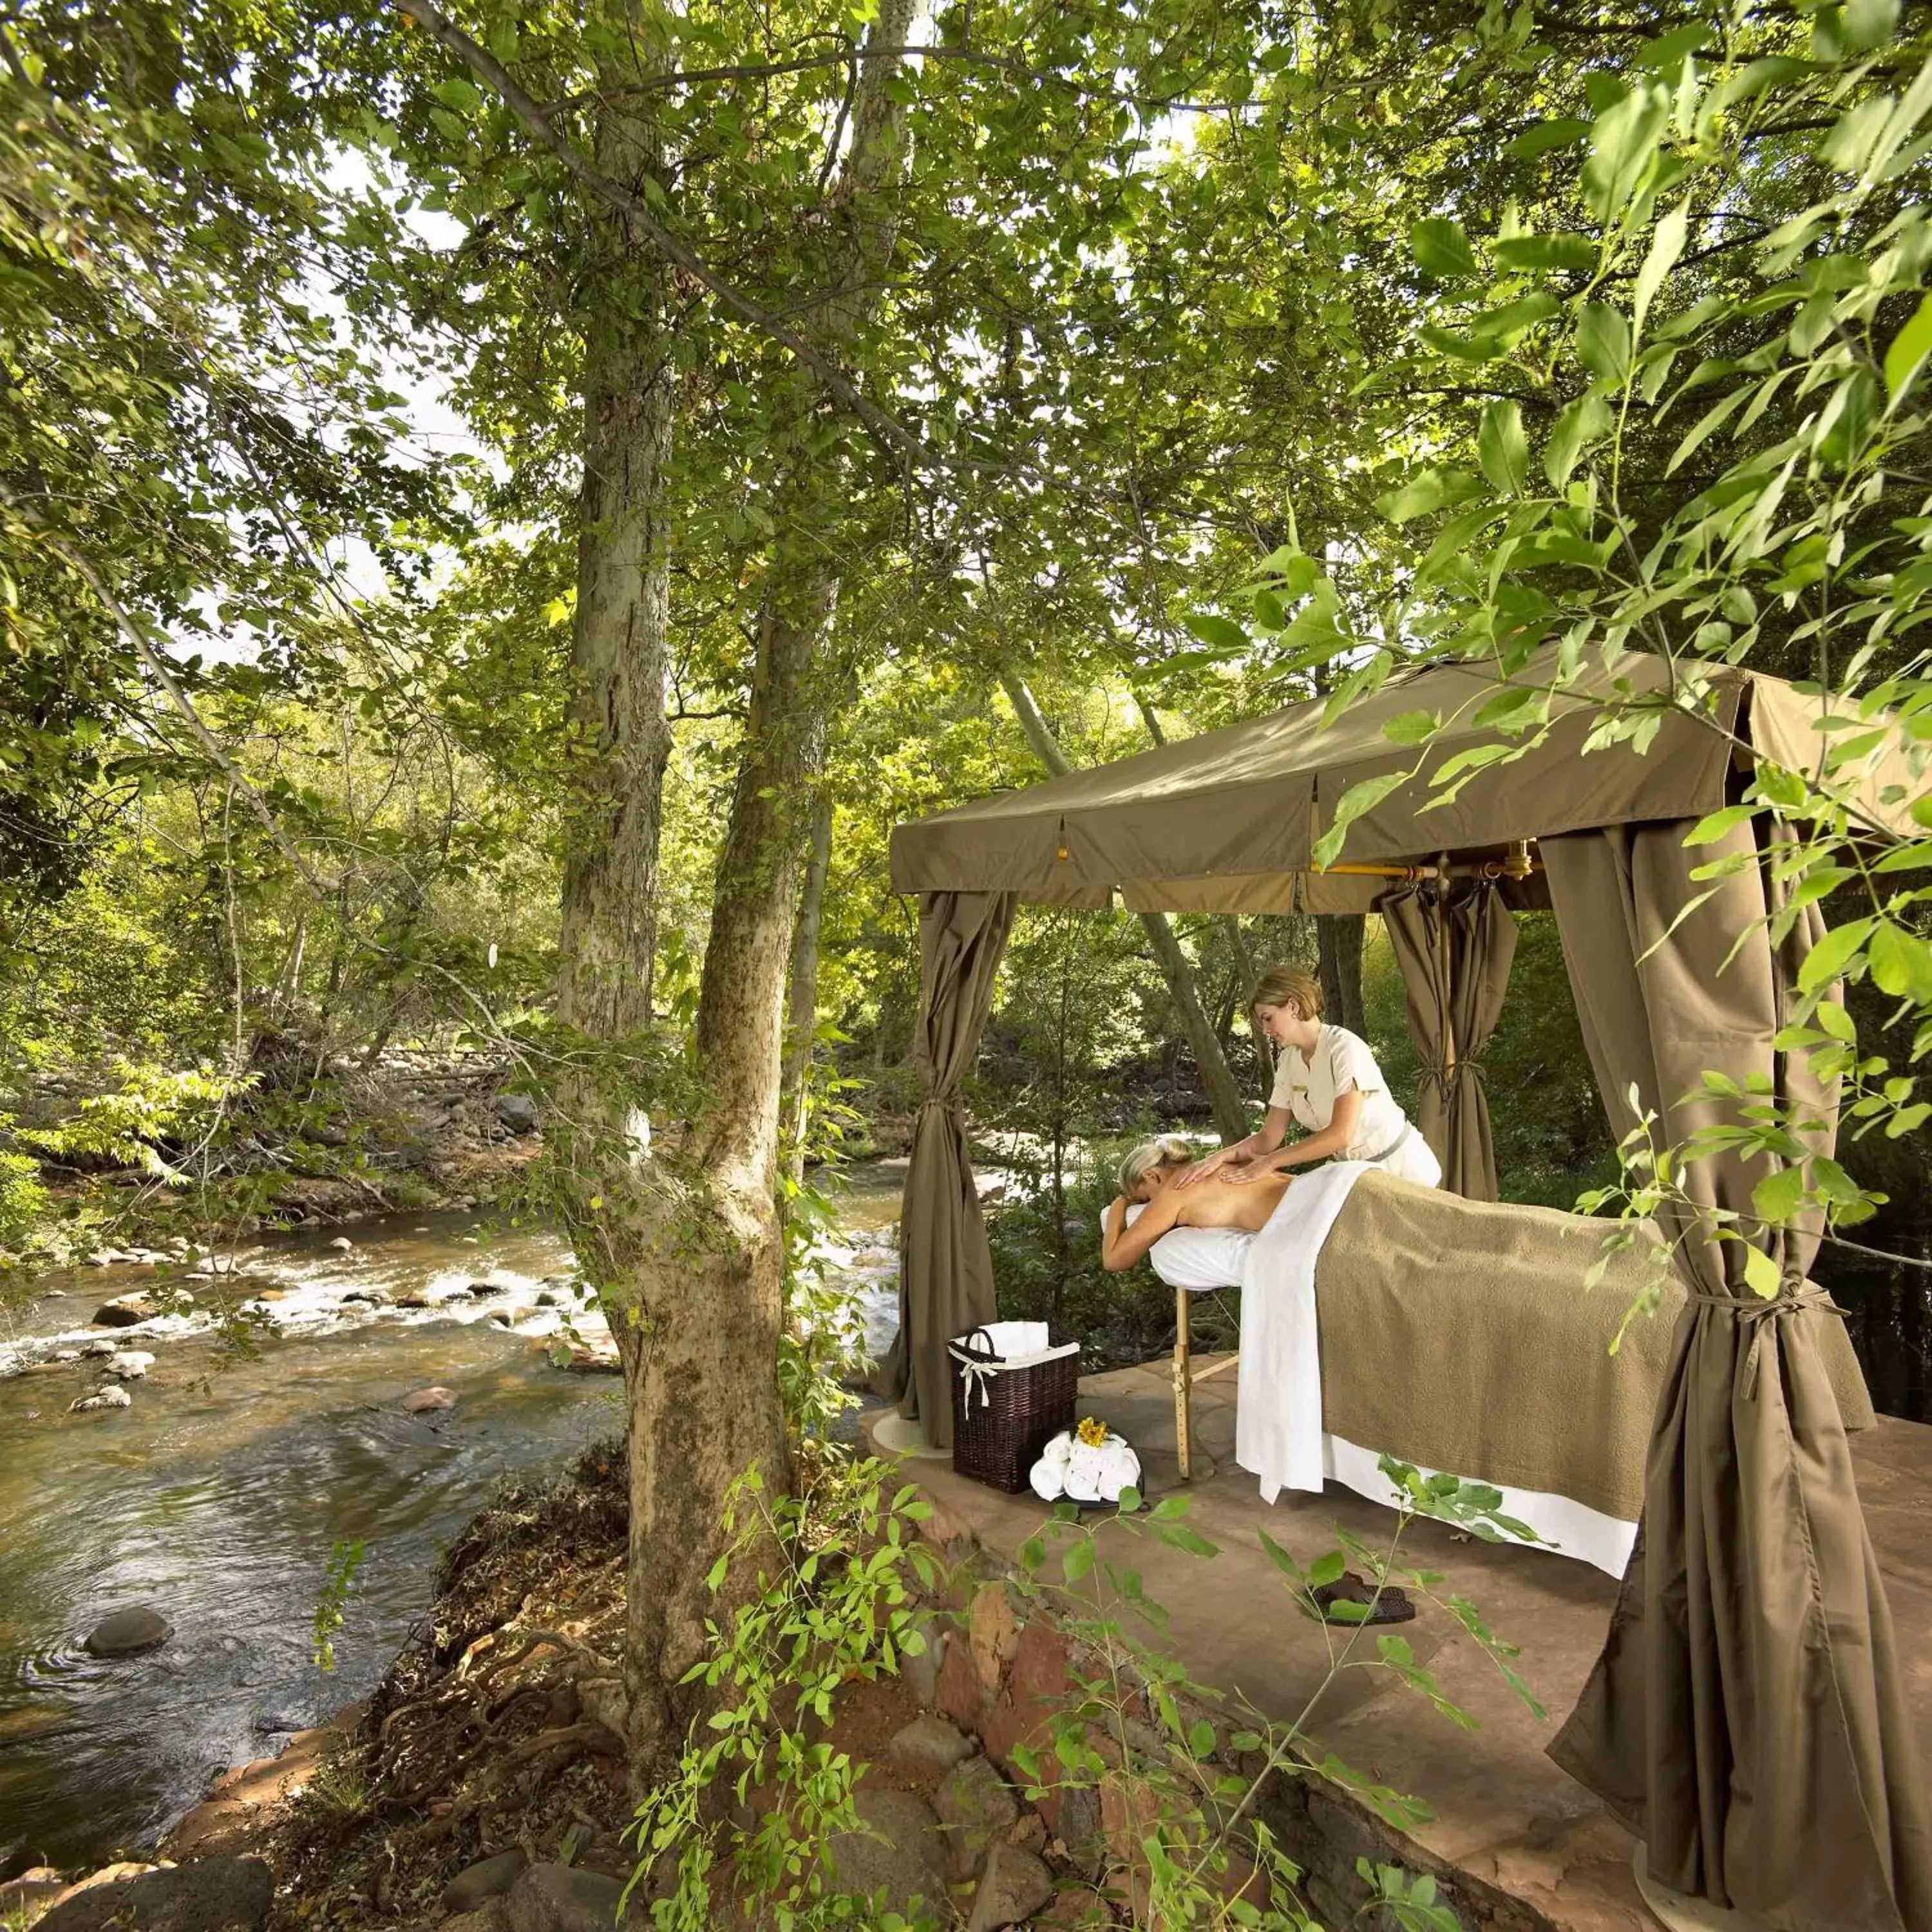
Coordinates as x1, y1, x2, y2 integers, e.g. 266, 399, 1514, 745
0, 1168, 907, 1882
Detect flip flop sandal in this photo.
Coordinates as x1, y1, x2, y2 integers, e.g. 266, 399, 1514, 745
1310, 1571, 1416, 1625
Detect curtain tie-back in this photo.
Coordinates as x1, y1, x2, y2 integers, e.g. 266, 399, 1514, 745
1683, 1282, 1842, 1321
1684, 1282, 1842, 1397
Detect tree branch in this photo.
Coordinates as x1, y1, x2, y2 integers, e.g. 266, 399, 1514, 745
395, 0, 994, 477
41, 533, 332, 896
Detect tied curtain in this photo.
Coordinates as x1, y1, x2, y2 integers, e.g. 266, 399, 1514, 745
1542, 820, 1929, 1932
878, 890, 1018, 1450
1378, 879, 1518, 1200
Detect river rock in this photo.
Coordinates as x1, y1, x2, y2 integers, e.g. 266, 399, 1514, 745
106, 1350, 156, 1379
501, 1862, 637, 1932
328, 1235, 354, 1251
37, 1853, 272, 1931
84, 1606, 173, 1655
966, 1843, 1056, 1931
70, 1385, 133, 1413
403, 1386, 457, 1414
82, 1338, 118, 1356
93, 1296, 156, 1327
822, 1787, 949, 1921
563, 1348, 621, 1376
888, 1713, 976, 1777
495, 1094, 540, 1135
936, 1755, 1020, 1880
444, 1848, 529, 1913
0, 1867, 66, 1915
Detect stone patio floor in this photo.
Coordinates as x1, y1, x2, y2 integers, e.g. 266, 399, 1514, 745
863, 1358, 1932, 1932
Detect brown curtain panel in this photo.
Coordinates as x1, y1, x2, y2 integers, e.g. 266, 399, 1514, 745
1542, 820, 1928, 1932
1378, 880, 1518, 1200
876, 890, 1018, 1449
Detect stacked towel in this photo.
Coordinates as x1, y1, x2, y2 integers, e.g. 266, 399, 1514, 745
1030, 1429, 1141, 1503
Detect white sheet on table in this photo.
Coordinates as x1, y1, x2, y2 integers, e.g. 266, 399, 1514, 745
1134, 1168, 1639, 1578
1231, 1163, 1365, 1503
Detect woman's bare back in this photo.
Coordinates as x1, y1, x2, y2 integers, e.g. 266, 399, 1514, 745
1163, 1170, 1291, 1233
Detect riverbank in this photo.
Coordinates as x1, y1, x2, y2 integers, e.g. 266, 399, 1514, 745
0, 1179, 905, 1884
6, 1436, 1097, 1931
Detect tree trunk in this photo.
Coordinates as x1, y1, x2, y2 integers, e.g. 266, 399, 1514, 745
781, 794, 835, 1188
1003, 674, 1249, 1141
1136, 694, 1258, 1010
1319, 913, 1366, 1035
593, 0, 920, 1779
544, 72, 686, 1781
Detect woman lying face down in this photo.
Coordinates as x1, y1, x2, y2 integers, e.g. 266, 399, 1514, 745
1100, 1133, 1293, 1273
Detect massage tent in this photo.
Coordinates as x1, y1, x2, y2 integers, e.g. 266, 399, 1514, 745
878, 645, 1931, 1932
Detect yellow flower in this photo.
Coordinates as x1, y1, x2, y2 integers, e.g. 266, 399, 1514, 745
1075, 1416, 1110, 1448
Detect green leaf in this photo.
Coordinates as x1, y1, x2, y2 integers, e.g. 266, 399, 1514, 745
1741, 1244, 1783, 1300
1578, 304, 1633, 385
1477, 399, 1530, 497
1870, 921, 1932, 1002
1312, 771, 1412, 870
431, 76, 486, 115
1155, 1523, 1220, 1558
1410, 218, 1478, 279
1845, 0, 1902, 51
1752, 1166, 1806, 1226
1544, 394, 1610, 488
1062, 1537, 1096, 1584
1583, 84, 1667, 220
1383, 710, 1441, 746
1308, 1549, 1347, 1587
1632, 202, 1689, 336
1507, 118, 1591, 158
1184, 612, 1249, 653
1636, 23, 1713, 70
1884, 293, 1932, 401
1494, 232, 1599, 274
1684, 804, 1756, 846
1799, 917, 1876, 994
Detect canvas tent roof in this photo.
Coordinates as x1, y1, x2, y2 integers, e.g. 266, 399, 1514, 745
889, 647, 1922, 913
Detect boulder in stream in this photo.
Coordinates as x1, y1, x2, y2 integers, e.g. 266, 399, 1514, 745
70, 1385, 133, 1414
403, 1385, 458, 1414
328, 1235, 354, 1251
84, 1605, 173, 1655
36, 1853, 272, 1931
105, 1350, 156, 1379
92, 1296, 157, 1327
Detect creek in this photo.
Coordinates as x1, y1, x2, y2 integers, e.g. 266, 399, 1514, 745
0, 1166, 906, 1882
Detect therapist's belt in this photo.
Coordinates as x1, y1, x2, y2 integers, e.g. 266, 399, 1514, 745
1354, 1122, 1416, 1166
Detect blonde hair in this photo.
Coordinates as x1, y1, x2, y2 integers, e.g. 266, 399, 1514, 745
1119, 1134, 1194, 1196
1250, 963, 1322, 1024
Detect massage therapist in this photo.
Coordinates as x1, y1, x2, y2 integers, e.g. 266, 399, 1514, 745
1179, 965, 1441, 1191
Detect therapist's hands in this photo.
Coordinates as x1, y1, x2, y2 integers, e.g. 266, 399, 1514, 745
1220, 1157, 1282, 1185
1173, 1146, 1235, 1188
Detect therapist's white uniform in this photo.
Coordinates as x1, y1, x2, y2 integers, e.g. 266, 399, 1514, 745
1271, 1025, 1440, 1188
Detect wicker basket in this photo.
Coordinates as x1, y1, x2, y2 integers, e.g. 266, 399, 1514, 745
948, 1327, 1081, 1493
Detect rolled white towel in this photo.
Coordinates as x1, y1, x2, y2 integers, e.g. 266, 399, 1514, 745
1094, 1439, 1142, 1502
1030, 1432, 1074, 1502
1064, 1440, 1105, 1502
